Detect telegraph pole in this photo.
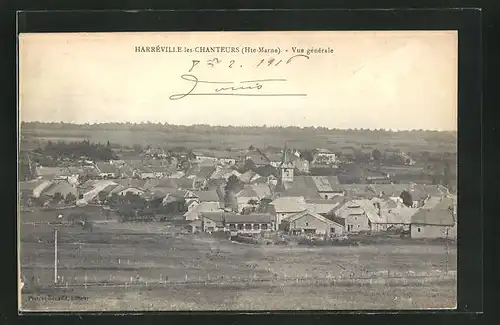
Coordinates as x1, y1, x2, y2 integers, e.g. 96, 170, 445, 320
445, 228, 449, 273
54, 228, 58, 285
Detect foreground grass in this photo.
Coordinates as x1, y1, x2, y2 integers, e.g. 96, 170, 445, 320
20, 221, 457, 311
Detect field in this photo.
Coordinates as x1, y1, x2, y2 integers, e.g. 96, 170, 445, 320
20, 125, 457, 153
19, 209, 457, 311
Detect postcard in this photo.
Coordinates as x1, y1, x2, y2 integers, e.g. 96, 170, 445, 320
18, 31, 457, 311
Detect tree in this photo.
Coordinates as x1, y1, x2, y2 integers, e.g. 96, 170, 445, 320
108, 193, 120, 206
224, 175, 241, 208
372, 149, 382, 162
302, 150, 314, 163
248, 145, 255, 150
133, 144, 143, 153
243, 159, 256, 172
241, 206, 256, 215
400, 190, 413, 207
257, 198, 273, 213
65, 192, 77, 204
98, 191, 108, 204
248, 199, 259, 206
52, 192, 64, 203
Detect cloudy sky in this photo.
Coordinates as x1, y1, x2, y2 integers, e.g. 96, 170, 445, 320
19, 31, 457, 130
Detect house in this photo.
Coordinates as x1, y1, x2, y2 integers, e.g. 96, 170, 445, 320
381, 207, 419, 231
271, 196, 307, 225
192, 166, 217, 189
245, 153, 270, 168
235, 185, 261, 213
282, 210, 344, 236
194, 152, 219, 164
118, 165, 135, 179
410, 197, 456, 239
149, 188, 197, 205
80, 180, 118, 203
238, 170, 258, 184
194, 189, 221, 203
335, 200, 371, 233
234, 184, 273, 213
118, 187, 145, 196
42, 181, 78, 201
314, 148, 337, 164
185, 199, 200, 212
365, 175, 391, 184
266, 152, 284, 168
224, 213, 275, 234
34, 166, 71, 180
334, 199, 388, 233
304, 198, 344, 215
184, 202, 223, 221
200, 212, 226, 232
310, 163, 338, 176
96, 162, 119, 179
293, 158, 310, 173
148, 165, 172, 178
278, 176, 343, 199
22, 180, 52, 198
210, 150, 241, 165
211, 166, 242, 180
339, 184, 377, 199
134, 166, 156, 179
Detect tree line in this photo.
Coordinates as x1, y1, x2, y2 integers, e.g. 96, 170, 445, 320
33, 140, 118, 162
21, 122, 457, 139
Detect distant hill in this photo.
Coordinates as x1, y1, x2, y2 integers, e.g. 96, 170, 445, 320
19, 122, 457, 153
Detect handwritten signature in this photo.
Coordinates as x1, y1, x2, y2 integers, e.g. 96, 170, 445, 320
169, 74, 307, 100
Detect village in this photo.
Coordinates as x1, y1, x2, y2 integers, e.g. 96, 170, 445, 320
19, 139, 458, 244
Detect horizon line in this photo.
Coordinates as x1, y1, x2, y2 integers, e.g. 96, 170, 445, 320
19, 121, 457, 132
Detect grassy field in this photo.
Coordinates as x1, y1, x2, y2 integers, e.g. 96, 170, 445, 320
20, 125, 456, 153
19, 208, 457, 311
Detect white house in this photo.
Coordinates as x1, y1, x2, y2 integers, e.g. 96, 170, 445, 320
282, 210, 344, 236
315, 148, 337, 164
410, 197, 456, 239
271, 196, 307, 226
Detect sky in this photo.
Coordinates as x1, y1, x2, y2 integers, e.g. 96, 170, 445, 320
18, 31, 457, 130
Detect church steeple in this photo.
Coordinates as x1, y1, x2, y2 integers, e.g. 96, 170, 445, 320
279, 141, 294, 183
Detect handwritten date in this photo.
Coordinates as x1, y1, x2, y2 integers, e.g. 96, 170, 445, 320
188, 54, 309, 73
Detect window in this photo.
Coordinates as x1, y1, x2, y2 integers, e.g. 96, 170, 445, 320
229, 224, 236, 230
305, 222, 309, 226
237, 224, 244, 230
245, 224, 252, 230
325, 195, 328, 199
261, 224, 268, 230
417, 227, 421, 232
331, 227, 335, 233
253, 224, 260, 230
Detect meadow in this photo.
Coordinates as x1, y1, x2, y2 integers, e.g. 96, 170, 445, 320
20, 209, 457, 311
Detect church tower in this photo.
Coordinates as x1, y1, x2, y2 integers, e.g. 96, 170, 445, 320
279, 142, 294, 183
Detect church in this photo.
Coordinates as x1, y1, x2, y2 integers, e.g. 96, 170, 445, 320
275, 144, 343, 200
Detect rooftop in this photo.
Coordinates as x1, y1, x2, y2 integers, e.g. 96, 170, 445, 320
224, 213, 274, 224
271, 196, 307, 213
